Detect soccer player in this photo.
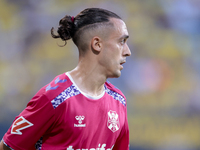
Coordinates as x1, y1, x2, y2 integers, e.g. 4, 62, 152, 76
0, 8, 131, 150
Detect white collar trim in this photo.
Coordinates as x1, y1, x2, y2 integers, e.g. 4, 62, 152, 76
65, 72, 105, 100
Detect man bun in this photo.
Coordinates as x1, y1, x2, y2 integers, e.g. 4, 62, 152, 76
51, 15, 75, 46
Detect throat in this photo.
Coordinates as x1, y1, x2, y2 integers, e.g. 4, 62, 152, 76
66, 72, 106, 99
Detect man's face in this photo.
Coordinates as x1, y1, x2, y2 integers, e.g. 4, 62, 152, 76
100, 18, 131, 78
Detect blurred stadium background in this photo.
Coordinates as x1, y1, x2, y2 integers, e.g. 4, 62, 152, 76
0, 0, 200, 149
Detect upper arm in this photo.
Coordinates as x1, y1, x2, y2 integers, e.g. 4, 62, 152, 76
3, 95, 55, 150
0, 140, 11, 150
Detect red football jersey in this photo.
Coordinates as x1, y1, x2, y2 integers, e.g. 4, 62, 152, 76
3, 72, 129, 150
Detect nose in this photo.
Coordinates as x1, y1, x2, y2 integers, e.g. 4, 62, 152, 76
123, 44, 131, 57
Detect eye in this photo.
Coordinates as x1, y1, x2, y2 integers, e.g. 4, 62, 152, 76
120, 39, 126, 45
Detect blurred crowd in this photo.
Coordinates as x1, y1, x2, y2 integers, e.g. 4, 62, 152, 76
0, 0, 200, 149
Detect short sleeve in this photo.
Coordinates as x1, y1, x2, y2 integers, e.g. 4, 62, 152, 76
3, 94, 55, 150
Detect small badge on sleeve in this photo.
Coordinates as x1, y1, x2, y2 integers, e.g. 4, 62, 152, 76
11, 116, 33, 135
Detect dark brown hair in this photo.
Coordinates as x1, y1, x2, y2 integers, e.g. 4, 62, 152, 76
51, 8, 121, 47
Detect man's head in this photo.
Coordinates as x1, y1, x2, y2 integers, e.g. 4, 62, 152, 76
51, 8, 131, 78
96, 17, 131, 78
51, 8, 121, 53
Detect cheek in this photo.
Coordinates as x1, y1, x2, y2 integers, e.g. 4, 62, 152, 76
109, 44, 122, 57
101, 43, 122, 65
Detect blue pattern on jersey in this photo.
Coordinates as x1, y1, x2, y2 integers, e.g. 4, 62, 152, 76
46, 77, 67, 92
105, 86, 126, 106
51, 84, 80, 109
35, 137, 43, 150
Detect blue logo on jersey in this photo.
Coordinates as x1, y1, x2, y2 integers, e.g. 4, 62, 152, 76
46, 84, 59, 91
55, 77, 67, 84
46, 77, 67, 91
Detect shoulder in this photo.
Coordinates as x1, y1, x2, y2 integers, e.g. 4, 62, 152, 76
105, 81, 126, 107
33, 73, 72, 104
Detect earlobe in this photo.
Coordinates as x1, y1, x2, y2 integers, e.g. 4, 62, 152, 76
91, 36, 102, 53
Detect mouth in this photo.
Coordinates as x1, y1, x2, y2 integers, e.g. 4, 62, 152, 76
120, 60, 126, 65
120, 60, 126, 69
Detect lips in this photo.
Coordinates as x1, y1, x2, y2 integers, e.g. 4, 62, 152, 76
120, 60, 126, 65
120, 60, 126, 70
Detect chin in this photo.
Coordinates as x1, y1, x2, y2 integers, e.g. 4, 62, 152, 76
108, 71, 121, 78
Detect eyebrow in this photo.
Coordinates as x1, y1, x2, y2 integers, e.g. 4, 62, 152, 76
120, 35, 129, 40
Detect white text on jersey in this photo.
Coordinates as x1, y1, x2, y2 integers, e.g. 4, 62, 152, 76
66, 143, 114, 150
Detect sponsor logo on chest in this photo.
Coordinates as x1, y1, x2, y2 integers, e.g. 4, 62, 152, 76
74, 115, 86, 127
73, 110, 120, 132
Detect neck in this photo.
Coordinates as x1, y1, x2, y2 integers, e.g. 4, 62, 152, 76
69, 58, 107, 97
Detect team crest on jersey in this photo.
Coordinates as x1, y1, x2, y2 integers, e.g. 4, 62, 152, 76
74, 115, 86, 127
107, 110, 120, 132
11, 116, 33, 135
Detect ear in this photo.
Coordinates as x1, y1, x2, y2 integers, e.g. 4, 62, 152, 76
91, 36, 102, 53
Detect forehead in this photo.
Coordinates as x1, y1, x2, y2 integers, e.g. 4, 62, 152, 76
109, 18, 129, 38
